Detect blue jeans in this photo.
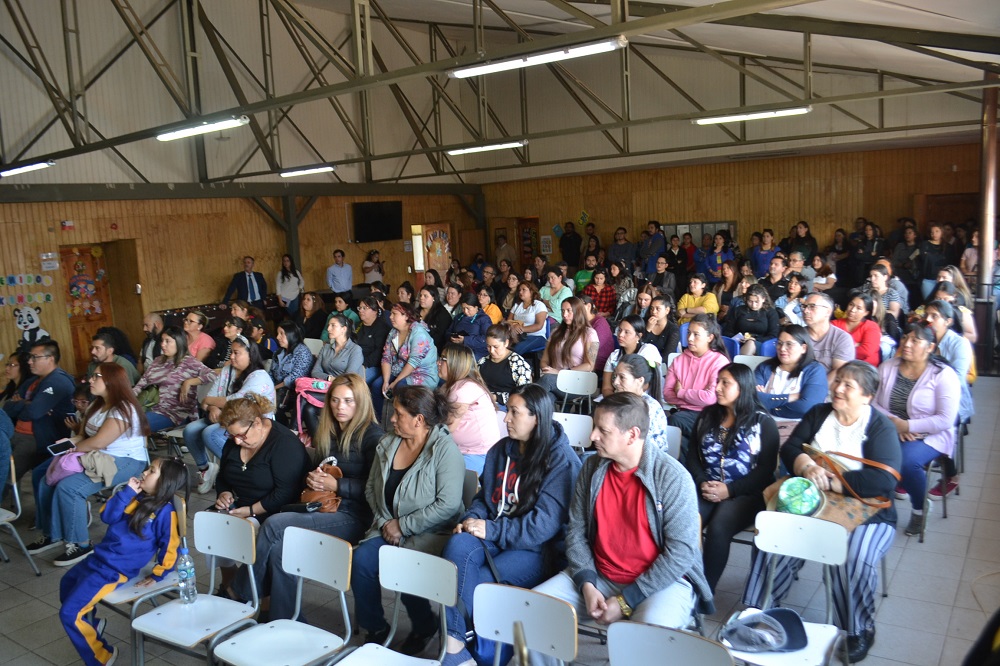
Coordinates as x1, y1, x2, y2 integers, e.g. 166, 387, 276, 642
438, 533, 546, 641
35, 456, 148, 544
183, 418, 228, 468
145, 410, 175, 432
235, 509, 368, 621
284, 298, 299, 318
513, 336, 546, 356
899, 439, 942, 510
352, 537, 437, 635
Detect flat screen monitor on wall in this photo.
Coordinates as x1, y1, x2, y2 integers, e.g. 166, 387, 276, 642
352, 201, 403, 243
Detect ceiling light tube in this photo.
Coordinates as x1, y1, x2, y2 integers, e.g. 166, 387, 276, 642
279, 165, 335, 178
156, 116, 250, 141
446, 140, 527, 156
694, 106, 812, 125
0, 160, 56, 177
450, 36, 628, 79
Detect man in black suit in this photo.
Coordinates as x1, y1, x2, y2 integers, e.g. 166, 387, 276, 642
223, 256, 267, 308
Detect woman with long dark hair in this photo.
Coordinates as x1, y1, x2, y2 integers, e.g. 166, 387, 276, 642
611, 353, 669, 454
723, 283, 779, 356
28, 363, 152, 565
418, 285, 454, 352
1, 351, 30, 404
686, 363, 779, 592
183, 337, 274, 494
602, 315, 661, 397
204, 315, 247, 370
356, 297, 390, 386
433, 384, 581, 665
447, 293, 492, 360
294, 292, 327, 340
664, 314, 730, 449
136, 326, 216, 433
276, 253, 305, 316
233, 374, 383, 619
270, 320, 313, 425
478, 323, 532, 407
833, 290, 881, 366
424, 269, 446, 300
538, 296, 599, 398
754, 325, 829, 419
363, 249, 385, 283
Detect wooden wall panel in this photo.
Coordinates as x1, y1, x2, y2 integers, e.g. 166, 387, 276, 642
483, 144, 981, 262
0, 194, 479, 372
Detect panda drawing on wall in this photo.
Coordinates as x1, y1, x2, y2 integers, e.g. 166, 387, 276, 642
14, 306, 50, 354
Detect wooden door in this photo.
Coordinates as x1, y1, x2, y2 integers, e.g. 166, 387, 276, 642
516, 218, 540, 272
60, 245, 114, 376
104, 240, 145, 360
423, 223, 453, 277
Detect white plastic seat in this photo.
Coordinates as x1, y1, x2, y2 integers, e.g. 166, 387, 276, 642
666, 352, 680, 368
495, 410, 509, 439
303, 337, 324, 356
723, 512, 850, 666
473, 584, 577, 666
609, 621, 732, 665
334, 546, 457, 665
214, 528, 353, 666
555, 369, 598, 414
734, 354, 767, 372
665, 425, 682, 460
552, 412, 593, 453
0, 456, 40, 576
131, 512, 260, 665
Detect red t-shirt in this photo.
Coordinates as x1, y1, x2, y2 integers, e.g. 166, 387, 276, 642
593, 465, 660, 585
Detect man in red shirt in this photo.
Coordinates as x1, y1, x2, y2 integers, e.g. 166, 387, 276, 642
530, 394, 713, 664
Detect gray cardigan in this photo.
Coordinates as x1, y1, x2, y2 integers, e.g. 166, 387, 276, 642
364, 424, 465, 555
311, 339, 364, 379
566, 440, 715, 615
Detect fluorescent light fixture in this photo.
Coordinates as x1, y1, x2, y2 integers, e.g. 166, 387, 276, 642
0, 160, 55, 177
156, 116, 250, 141
694, 106, 812, 125
280, 165, 335, 178
450, 36, 627, 79
446, 140, 527, 156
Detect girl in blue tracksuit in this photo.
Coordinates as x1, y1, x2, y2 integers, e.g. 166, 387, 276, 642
59, 457, 188, 666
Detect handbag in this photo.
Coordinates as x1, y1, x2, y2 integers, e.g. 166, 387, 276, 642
764, 444, 900, 532
293, 377, 331, 445
136, 384, 160, 411
45, 451, 85, 486
299, 456, 343, 513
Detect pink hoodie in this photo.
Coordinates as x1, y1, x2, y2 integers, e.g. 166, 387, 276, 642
663, 349, 729, 411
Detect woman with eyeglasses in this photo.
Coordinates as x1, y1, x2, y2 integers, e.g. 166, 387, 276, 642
232, 375, 381, 618
28, 363, 151, 566
182, 337, 275, 495
356, 297, 390, 386
478, 286, 503, 324
213, 393, 311, 597
204, 316, 247, 370
437, 344, 501, 474
1, 352, 31, 405
135, 326, 216, 433
182, 310, 215, 363
754, 325, 829, 419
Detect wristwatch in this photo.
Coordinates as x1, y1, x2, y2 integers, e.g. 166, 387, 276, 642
615, 594, 633, 619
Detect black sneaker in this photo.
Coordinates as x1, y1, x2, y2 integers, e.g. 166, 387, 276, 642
54, 543, 94, 567
847, 628, 875, 662
400, 624, 437, 656
364, 627, 390, 646
27, 536, 62, 554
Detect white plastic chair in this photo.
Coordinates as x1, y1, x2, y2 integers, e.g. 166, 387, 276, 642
552, 412, 594, 453
495, 410, 509, 439
334, 546, 457, 665
666, 352, 680, 369
723, 512, 850, 666
303, 337, 324, 356
0, 456, 40, 576
734, 354, 767, 372
555, 369, 598, 414
131, 512, 260, 665
665, 425, 682, 460
609, 621, 732, 665
214, 528, 352, 666
473, 584, 578, 666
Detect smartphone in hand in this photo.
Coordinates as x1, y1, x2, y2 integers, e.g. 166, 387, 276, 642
47, 439, 75, 456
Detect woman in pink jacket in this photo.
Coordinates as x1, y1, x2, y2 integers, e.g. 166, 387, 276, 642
873, 322, 959, 536
664, 313, 731, 458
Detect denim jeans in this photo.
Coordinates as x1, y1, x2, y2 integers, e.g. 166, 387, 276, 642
145, 410, 175, 432
436, 533, 546, 641
351, 537, 437, 636
35, 456, 148, 544
899, 439, 942, 510
234, 509, 368, 621
513, 336, 547, 356
183, 418, 228, 468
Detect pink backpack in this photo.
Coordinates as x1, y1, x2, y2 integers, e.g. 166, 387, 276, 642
293, 377, 330, 446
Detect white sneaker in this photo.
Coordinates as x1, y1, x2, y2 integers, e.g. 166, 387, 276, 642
196, 462, 219, 494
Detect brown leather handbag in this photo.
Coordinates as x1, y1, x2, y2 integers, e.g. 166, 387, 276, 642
300, 456, 344, 513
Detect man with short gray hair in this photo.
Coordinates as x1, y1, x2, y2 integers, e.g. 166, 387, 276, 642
803, 292, 854, 382
529, 393, 712, 665
787, 251, 815, 292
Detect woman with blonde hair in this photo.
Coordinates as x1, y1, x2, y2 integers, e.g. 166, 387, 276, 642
438, 344, 502, 473
233, 375, 383, 619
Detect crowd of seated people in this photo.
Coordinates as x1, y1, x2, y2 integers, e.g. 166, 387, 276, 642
5, 216, 993, 666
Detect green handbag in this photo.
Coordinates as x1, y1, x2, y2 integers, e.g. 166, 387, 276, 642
136, 385, 160, 411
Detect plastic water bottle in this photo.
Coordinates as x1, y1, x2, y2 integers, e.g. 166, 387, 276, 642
176, 547, 197, 604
